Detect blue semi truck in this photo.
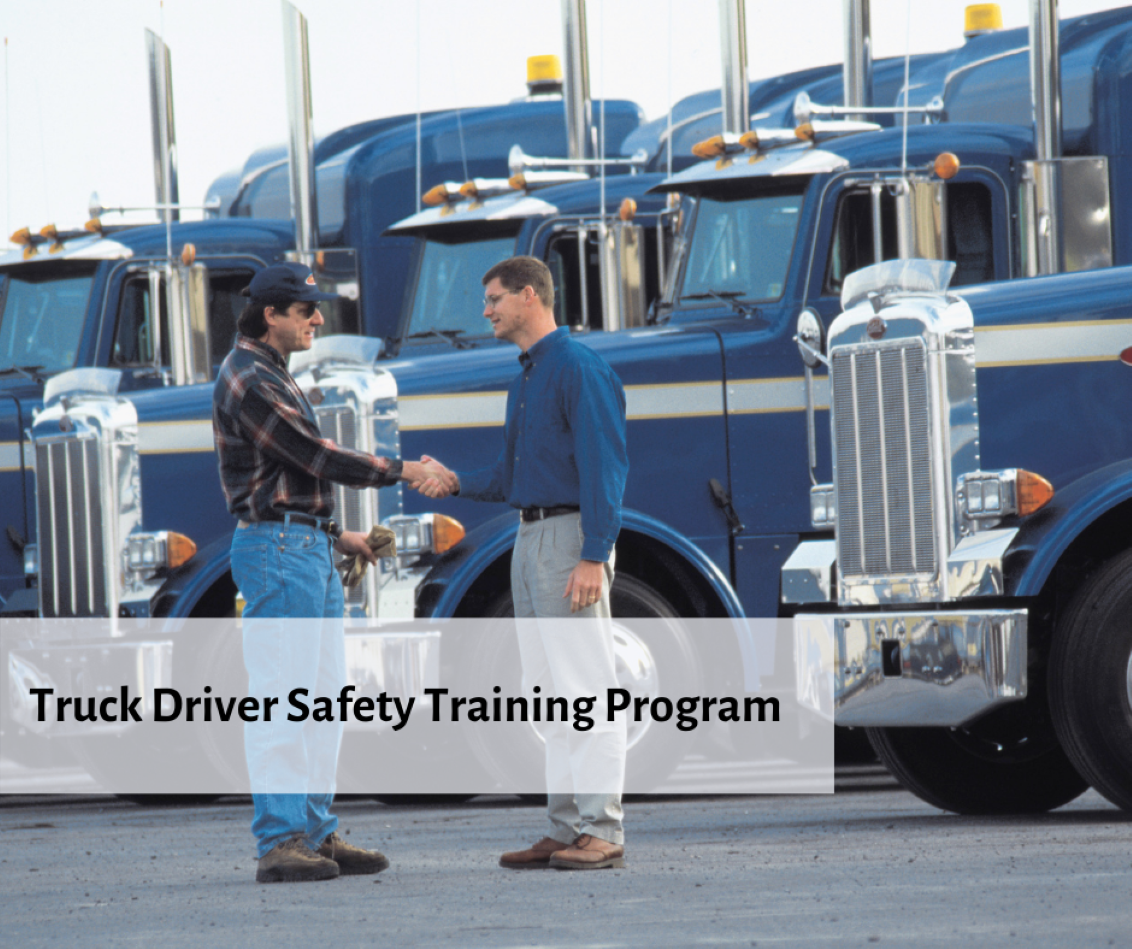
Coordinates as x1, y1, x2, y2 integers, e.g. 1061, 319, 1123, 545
5, 2, 1131, 810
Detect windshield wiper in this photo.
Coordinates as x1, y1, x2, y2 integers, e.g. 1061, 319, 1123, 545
0, 365, 45, 383
679, 290, 767, 325
405, 328, 472, 350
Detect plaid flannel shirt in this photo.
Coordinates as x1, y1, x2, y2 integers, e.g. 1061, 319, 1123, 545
212, 335, 402, 522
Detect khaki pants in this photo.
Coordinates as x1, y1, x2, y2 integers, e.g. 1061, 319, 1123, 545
512, 512, 625, 845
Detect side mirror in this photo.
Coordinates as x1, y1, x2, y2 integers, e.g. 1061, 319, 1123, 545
795, 307, 826, 368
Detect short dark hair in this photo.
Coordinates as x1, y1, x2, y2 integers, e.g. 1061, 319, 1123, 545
236, 293, 294, 338
483, 256, 554, 311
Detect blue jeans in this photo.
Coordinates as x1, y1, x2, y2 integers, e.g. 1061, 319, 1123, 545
230, 519, 346, 858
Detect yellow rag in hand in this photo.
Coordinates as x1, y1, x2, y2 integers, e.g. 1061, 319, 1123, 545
337, 524, 398, 588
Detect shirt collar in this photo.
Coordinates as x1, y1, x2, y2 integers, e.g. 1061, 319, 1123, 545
237, 334, 287, 369
518, 326, 569, 369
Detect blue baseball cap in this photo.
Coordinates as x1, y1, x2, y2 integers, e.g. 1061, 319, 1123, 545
244, 262, 339, 303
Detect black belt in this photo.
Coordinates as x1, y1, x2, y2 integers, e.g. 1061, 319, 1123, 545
260, 512, 342, 539
520, 505, 580, 522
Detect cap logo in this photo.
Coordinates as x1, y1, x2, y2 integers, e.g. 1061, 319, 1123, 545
306, 274, 317, 286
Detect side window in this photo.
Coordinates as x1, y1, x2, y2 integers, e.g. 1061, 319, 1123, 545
207, 271, 255, 359
112, 276, 169, 367
823, 189, 897, 297
947, 182, 994, 287
823, 182, 996, 295
546, 231, 602, 329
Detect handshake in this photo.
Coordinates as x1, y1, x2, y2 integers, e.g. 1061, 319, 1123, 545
401, 455, 459, 499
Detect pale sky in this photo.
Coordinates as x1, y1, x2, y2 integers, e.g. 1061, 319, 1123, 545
1, 0, 1126, 244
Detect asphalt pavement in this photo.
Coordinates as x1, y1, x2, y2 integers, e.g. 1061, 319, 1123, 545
1, 767, 1129, 948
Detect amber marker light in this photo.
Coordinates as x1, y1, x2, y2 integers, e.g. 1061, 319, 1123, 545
1016, 470, 1054, 516
85, 218, 103, 235
691, 135, 726, 159
508, 173, 527, 190
166, 532, 198, 569
738, 131, 760, 150
422, 184, 456, 207
431, 514, 465, 554
459, 181, 480, 199
619, 198, 637, 222
795, 123, 815, 142
10, 227, 31, 245
39, 224, 64, 253
934, 152, 961, 180
181, 243, 196, 267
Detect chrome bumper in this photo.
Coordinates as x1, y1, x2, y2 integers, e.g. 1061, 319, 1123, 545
793, 609, 1027, 727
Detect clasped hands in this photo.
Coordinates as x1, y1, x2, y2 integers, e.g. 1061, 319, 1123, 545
402, 454, 459, 499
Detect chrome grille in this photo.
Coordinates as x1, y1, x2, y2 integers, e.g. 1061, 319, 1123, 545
36, 437, 108, 618
315, 406, 366, 608
832, 341, 935, 579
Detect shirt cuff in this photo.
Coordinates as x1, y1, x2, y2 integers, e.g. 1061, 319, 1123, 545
581, 537, 613, 562
385, 458, 404, 482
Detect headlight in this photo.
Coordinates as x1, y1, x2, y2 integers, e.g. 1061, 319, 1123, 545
124, 531, 197, 578
382, 514, 466, 558
957, 469, 1053, 527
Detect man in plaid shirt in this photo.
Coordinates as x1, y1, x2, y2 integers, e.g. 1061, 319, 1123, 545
213, 262, 452, 883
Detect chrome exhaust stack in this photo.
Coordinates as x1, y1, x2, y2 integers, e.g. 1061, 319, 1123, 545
145, 29, 179, 224
718, 0, 750, 138
561, 0, 594, 173
282, 0, 318, 258
842, 0, 873, 121
1027, 0, 1062, 274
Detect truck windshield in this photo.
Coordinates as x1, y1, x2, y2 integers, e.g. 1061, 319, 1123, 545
0, 264, 96, 372
680, 190, 804, 303
406, 235, 516, 339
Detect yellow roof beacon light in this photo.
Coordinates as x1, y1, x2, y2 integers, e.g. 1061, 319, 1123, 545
934, 152, 961, 180
619, 198, 637, 222
964, 4, 1003, 39
527, 55, 563, 96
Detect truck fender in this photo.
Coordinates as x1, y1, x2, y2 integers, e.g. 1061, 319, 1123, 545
425, 507, 744, 620
158, 531, 237, 618
1008, 459, 1132, 598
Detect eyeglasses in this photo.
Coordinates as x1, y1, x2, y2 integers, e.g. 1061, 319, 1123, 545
483, 289, 520, 310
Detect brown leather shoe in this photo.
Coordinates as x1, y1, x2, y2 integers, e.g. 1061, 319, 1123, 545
549, 834, 625, 870
317, 831, 390, 875
499, 836, 571, 870
256, 835, 340, 883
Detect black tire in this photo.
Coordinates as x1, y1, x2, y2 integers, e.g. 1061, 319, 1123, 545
461, 574, 701, 793
867, 708, 1088, 815
1049, 549, 1132, 812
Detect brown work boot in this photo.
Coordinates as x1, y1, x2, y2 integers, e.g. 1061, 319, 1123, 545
499, 836, 571, 870
256, 835, 340, 883
316, 831, 390, 875
549, 834, 625, 870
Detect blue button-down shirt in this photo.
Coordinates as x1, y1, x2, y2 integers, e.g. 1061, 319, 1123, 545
456, 327, 628, 562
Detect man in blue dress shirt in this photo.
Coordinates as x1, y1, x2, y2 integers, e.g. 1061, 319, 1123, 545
420, 256, 629, 870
